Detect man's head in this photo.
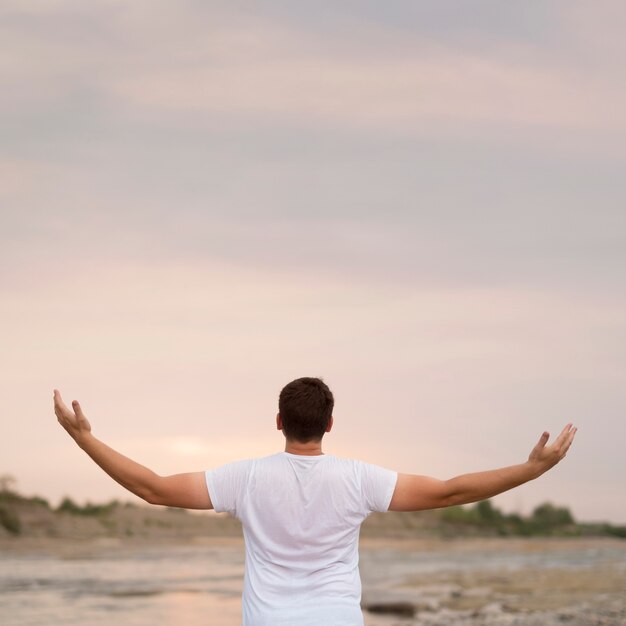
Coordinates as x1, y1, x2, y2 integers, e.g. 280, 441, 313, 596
277, 377, 334, 442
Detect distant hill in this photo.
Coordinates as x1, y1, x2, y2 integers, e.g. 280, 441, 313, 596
1, 483, 624, 542
0, 490, 241, 541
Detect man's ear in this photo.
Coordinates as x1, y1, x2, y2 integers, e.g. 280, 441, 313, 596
326, 416, 334, 433
276, 412, 283, 431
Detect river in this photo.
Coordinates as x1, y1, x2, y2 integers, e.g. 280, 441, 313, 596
1, 538, 625, 625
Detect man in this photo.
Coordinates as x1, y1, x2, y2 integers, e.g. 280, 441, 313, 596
54, 377, 576, 626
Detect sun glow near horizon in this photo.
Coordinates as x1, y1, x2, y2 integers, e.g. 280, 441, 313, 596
1, 1, 625, 523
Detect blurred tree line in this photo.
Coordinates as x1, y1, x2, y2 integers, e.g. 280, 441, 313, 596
0, 473, 120, 535
2, 473, 625, 538
441, 498, 626, 538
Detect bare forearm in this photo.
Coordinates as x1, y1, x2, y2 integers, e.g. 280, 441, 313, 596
389, 426, 577, 512
54, 392, 213, 510
445, 461, 541, 506
76, 432, 159, 502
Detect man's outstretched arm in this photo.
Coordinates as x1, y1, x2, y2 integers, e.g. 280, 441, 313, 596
389, 424, 577, 512
54, 390, 213, 510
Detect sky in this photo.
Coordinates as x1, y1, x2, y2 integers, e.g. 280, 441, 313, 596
1, 1, 625, 523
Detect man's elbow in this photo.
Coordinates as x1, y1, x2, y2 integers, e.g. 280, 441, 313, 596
138, 471, 173, 506
391, 475, 461, 511
142, 490, 160, 505
136, 481, 163, 506
439, 482, 466, 508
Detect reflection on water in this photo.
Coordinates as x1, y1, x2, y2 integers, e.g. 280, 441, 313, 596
2, 540, 625, 626
1, 545, 245, 626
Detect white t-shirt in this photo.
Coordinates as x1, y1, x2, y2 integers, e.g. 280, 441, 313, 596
205, 452, 397, 626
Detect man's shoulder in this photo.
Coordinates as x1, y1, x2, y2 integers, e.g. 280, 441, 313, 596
230, 452, 383, 473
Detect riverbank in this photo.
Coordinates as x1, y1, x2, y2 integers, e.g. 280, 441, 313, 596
2, 537, 624, 626
360, 537, 626, 626
3, 488, 625, 543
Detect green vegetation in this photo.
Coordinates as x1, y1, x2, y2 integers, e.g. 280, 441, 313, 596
0, 491, 50, 508
532, 502, 574, 526
0, 474, 27, 534
441, 499, 584, 536
605, 524, 626, 538
577, 521, 626, 539
441, 500, 580, 536
0, 505, 21, 535
57, 497, 119, 517
0, 474, 50, 510
1, 472, 624, 540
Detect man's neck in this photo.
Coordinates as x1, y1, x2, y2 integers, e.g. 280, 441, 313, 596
284, 439, 324, 456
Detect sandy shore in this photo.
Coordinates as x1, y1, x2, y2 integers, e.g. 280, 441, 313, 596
0, 533, 245, 557
361, 537, 626, 626
2, 536, 625, 625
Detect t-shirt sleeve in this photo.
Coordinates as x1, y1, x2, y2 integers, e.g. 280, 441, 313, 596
360, 461, 398, 514
205, 459, 253, 517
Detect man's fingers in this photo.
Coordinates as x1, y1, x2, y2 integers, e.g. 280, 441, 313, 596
72, 399, 92, 431
555, 423, 573, 447
535, 431, 550, 449
72, 400, 89, 427
561, 427, 577, 455
54, 389, 71, 414
53, 389, 79, 427
529, 423, 577, 469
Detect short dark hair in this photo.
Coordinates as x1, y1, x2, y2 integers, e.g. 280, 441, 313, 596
278, 377, 334, 442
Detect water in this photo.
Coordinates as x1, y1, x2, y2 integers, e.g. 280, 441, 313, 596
2, 540, 625, 626
1, 544, 245, 626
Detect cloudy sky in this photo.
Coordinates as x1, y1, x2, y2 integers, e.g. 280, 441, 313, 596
2, 1, 625, 523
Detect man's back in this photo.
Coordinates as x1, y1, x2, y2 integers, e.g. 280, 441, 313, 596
205, 452, 397, 626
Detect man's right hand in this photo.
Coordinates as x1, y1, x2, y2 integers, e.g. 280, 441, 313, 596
53, 389, 213, 509
54, 389, 92, 446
